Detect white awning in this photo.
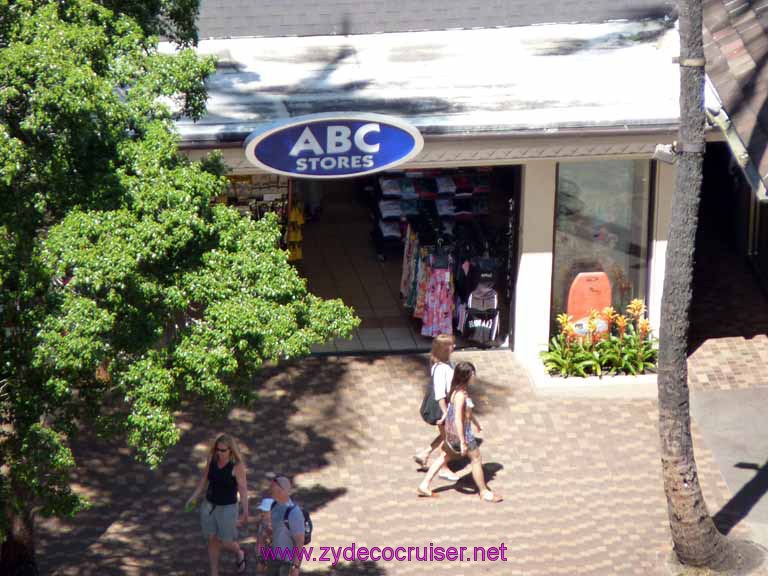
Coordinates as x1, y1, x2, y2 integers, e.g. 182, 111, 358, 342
163, 20, 681, 146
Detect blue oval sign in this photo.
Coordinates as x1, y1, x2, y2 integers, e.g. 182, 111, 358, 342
243, 113, 424, 179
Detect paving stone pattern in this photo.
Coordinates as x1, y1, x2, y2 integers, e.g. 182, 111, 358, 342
688, 241, 768, 392
37, 350, 746, 576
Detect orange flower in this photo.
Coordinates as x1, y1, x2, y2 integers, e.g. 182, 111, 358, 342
616, 314, 628, 338
639, 319, 651, 340
601, 306, 616, 322
626, 299, 647, 319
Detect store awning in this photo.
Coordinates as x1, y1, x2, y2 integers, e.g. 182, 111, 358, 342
164, 20, 682, 147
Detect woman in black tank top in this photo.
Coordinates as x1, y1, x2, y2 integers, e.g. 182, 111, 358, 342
207, 458, 238, 505
187, 434, 249, 575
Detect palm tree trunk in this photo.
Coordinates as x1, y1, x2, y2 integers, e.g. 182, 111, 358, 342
657, 0, 727, 566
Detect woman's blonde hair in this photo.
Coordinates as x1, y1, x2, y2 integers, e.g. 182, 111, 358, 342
430, 334, 454, 365
208, 433, 244, 466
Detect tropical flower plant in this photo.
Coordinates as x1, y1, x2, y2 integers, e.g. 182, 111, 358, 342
541, 300, 658, 377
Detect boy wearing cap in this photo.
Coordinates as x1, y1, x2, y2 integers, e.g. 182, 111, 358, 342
267, 475, 305, 576
255, 497, 274, 573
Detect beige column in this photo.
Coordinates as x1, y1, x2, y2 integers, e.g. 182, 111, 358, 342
648, 162, 675, 334
514, 160, 557, 355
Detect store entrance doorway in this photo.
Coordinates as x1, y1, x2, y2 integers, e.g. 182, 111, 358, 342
294, 167, 521, 354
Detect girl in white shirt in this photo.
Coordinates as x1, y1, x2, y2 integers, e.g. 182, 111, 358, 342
413, 334, 460, 482
418, 362, 502, 502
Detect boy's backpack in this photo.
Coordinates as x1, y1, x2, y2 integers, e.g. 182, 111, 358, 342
271, 500, 313, 545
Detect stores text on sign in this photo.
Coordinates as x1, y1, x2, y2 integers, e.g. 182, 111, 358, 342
243, 113, 424, 179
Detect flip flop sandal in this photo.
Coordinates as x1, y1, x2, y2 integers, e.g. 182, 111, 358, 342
480, 491, 503, 503
413, 455, 428, 469
417, 487, 438, 498
237, 550, 247, 574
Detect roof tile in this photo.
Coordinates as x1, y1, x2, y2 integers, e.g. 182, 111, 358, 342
722, 35, 747, 56
745, 32, 768, 63
706, 0, 768, 192
714, 71, 743, 108
739, 20, 766, 45
706, 2, 732, 34
725, 0, 750, 18
712, 27, 739, 44
196, 0, 677, 38
733, 107, 758, 140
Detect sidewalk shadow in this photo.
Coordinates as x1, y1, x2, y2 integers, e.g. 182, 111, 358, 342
713, 460, 768, 535
36, 356, 363, 574
434, 460, 504, 496
316, 560, 386, 575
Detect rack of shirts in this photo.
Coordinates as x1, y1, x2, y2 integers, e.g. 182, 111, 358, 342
421, 247, 454, 337
401, 222, 456, 336
455, 256, 500, 346
370, 171, 494, 260
401, 215, 505, 343
451, 220, 502, 345
387, 169, 508, 345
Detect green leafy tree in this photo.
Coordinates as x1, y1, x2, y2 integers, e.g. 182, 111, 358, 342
0, 1, 358, 571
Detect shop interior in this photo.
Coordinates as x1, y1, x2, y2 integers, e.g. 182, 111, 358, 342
220, 167, 521, 354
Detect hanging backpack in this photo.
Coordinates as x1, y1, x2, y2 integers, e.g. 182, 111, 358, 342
419, 364, 444, 425
272, 500, 313, 545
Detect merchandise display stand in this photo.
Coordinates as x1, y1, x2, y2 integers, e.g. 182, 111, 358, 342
287, 179, 305, 261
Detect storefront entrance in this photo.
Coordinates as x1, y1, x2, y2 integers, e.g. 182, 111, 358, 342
291, 167, 521, 354
299, 180, 429, 353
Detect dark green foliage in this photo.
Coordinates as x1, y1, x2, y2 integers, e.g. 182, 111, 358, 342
540, 334, 601, 378
597, 325, 657, 376
0, 0, 358, 547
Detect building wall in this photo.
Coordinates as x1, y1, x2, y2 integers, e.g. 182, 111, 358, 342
649, 161, 674, 334
514, 161, 557, 356
183, 133, 675, 171
183, 132, 679, 353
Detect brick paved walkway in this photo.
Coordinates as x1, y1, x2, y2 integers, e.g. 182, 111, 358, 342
37, 350, 750, 576
688, 241, 768, 392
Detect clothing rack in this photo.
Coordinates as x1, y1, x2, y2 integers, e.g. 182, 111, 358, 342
382, 168, 508, 345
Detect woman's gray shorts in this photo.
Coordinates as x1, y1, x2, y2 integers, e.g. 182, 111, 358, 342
200, 500, 238, 542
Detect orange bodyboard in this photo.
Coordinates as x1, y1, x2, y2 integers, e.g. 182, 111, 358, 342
567, 272, 612, 333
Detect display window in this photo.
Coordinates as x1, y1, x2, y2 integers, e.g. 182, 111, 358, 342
551, 160, 653, 335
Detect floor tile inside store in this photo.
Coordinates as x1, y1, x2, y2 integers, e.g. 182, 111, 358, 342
298, 183, 434, 353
